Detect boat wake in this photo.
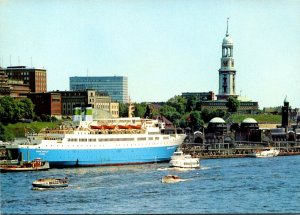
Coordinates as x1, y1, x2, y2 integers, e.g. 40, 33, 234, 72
200, 166, 211, 170
32, 187, 68, 191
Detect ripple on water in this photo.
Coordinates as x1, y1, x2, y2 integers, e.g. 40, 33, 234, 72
1, 156, 300, 214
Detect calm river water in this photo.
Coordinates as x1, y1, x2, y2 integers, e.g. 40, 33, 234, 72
1, 155, 300, 214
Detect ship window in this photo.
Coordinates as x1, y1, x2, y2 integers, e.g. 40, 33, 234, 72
148, 137, 153, 140
155, 137, 159, 140
79, 138, 87, 142
163, 137, 169, 140
88, 138, 96, 142
137, 137, 146, 141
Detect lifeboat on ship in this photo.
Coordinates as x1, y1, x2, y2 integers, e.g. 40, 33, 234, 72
128, 125, 142, 129
90, 125, 104, 130
102, 125, 116, 130
117, 125, 130, 129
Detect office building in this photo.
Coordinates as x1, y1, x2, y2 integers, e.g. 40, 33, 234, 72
69, 76, 128, 103
1, 66, 47, 93
0, 70, 30, 99
57, 90, 119, 118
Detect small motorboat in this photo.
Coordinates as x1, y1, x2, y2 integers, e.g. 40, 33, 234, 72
169, 150, 200, 169
32, 177, 68, 188
252, 147, 280, 158
0, 158, 50, 172
161, 175, 185, 183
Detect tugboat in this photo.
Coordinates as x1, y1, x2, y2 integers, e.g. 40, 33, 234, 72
32, 177, 68, 188
0, 158, 50, 172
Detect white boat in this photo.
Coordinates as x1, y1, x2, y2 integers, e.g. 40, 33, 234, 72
32, 177, 68, 188
169, 150, 200, 169
252, 148, 280, 158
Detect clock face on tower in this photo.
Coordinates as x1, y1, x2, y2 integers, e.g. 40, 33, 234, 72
223, 61, 228, 67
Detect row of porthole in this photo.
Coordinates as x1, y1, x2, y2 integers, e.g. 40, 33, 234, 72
67, 137, 161, 142
44, 142, 167, 148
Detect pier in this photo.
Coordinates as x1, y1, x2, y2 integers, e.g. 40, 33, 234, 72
182, 141, 300, 159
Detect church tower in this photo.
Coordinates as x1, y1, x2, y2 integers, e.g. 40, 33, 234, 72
217, 18, 237, 100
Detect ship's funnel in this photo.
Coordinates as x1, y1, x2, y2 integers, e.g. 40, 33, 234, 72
73, 107, 82, 122
83, 107, 93, 121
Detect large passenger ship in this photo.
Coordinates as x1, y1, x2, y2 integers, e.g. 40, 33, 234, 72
9, 113, 186, 167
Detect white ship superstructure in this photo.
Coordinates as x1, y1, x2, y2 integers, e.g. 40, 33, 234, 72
12, 117, 186, 167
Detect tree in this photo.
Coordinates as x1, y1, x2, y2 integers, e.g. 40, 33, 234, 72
119, 103, 128, 117
0, 96, 17, 122
188, 111, 204, 131
0, 123, 14, 141
201, 109, 211, 123
159, 104, 180, 124
186, 96, 197, 112
212, 109, 226, 118
134, 102, 147, 118
18, 98, 34, 119
226, 96, 240, 113
178, 112, 191, 128
144, 105, 153, 118
166, 95, 187, 115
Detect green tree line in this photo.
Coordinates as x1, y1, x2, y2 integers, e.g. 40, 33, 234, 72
0, 96, 34, 123
119, 95, 240, 132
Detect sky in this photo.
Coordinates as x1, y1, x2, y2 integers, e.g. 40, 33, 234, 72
0, 0, 300, 109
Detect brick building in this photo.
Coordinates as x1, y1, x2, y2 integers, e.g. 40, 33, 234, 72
27, 92, 62, 117
0, 70, 30, 99
1, 66, 47, 93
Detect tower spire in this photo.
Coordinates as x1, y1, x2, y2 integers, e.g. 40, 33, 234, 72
226, 17, 229, 36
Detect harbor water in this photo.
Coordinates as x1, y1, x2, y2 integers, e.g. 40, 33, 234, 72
1, 156, 300, 214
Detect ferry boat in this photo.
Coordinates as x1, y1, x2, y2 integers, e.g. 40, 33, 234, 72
252, 147, 280, 158
8, 116, 186, 167
169, 150, 200, 169
32, 177, 68, 188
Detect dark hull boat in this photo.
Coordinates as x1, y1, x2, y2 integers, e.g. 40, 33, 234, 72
0, 158, 50, 172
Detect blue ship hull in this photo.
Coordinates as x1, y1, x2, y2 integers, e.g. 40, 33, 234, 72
18, 146, 178, 167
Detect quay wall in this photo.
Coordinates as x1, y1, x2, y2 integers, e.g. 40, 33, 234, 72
182, 141, 300, 159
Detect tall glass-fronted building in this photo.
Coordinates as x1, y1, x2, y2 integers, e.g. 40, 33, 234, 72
69, 76, 128, 103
